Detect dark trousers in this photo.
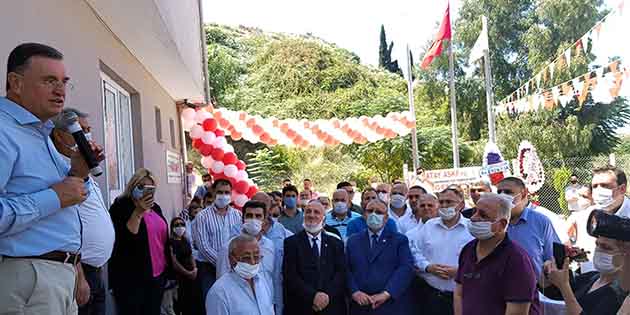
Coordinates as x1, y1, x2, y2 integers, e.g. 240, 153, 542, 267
197, 261, 216, 300
78, 264, 106, 315
175, 276, 205, 315
425, 284, 454, 315
114, 273, 166, 315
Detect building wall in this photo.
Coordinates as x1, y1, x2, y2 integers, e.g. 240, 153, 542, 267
0, 0, 187, 219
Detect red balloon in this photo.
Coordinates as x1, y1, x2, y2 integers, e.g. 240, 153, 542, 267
246, 185, 257, 198
192, 139, 203, 149
211, 148, 225, 161
236, 160, 246, 171
223, 152, 238, 165
199, 144, 213, 156
202, 118, 218, 132
228, 177, 237, 187
214, 129, 225, 137
234, 180, 250, 194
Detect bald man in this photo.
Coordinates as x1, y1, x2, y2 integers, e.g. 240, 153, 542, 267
325, 189, 361, 241
284, 201, 347, 315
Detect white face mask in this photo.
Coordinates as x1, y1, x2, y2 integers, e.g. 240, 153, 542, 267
593, 248, 620, 274
173, 226, 186, 237
467, 220, 497, 240
234, 261, 260, 279
333, 202, 348, 214
592, 187, 614, 208
438, 207, 458, 221
390, 194, 406, 209
85, 132, 93, 141
367, 212, 385, 230
214, 194, 231, 208
303, 220, 324, 234
242, 219, 263, 236
378, 192, 390, 204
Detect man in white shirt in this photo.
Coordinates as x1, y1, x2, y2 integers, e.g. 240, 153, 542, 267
388, 183, 411, 226
398, 186, 428, 234
565, 174, 584, 213
404, 193, 440, 241
409, 187, 472, 315
206, 235, 274, 315
51, 108, 115, 314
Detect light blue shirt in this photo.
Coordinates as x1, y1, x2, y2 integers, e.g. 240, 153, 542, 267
264, 219, 292, 314
206, 271, 275, 315
507, 203, 561, 277
325, 211, 359, 241
0, 97, 82, 256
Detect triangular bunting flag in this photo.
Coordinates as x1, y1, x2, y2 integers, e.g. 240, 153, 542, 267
576, 40, 583, 57
551, 86, 561, 104
550, 62, 556, 81
610, 60, 620, 73
565, 49, 572, 68
596, 67, 605, 80
543, 91, 556, 110
543, 67, 548, 83
578, 74, 592, 107
582, 33, 590, 54
557, 55, 565, 70
595, 24, 603, 38
525, 82, 530, 96
611, 72, 624, 97
592, 74, 614, 103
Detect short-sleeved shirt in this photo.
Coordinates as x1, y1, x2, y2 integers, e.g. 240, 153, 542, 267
455, 234, 541, 315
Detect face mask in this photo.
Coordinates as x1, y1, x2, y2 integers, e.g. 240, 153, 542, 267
284, 197, 297, 209
438, 207, 458, 221
333, 202, 348, 214
367, 213, 385, 230
234, 261, 260, 279
303, 220, 324, 234
467, 220, 496, 240
593, 248, 620, 274
378, 192, 389, 204
242, 219, 263, 236
214, 194, 231, 208
173, 226, 186, 237
592, 187, 614, 208
132, 186, 144, 200
390, 195, 406, 209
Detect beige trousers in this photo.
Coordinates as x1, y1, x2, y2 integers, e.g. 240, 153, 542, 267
0, 256, 78, 315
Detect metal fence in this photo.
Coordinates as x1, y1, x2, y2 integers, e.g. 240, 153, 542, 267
421, 153, 630, 217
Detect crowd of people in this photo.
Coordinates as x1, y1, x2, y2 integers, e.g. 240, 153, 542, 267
4, 42, 630, 315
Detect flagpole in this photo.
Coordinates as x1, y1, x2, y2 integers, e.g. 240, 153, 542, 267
448, 39, 460, 168
406, 45, 420, 173
481, 16, 497, 143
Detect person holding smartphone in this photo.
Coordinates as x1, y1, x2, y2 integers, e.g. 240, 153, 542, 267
108, 168, 170, 315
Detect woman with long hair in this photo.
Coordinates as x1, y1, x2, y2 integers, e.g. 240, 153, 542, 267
108, 168, 170, 315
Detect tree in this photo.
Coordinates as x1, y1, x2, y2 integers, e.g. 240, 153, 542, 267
378, 25, 403, 76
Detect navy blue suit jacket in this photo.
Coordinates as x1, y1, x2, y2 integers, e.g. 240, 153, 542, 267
345, 226, 414, 315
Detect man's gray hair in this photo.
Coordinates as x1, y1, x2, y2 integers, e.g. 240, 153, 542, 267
479, 192, 513, 219
366, 198, 388, 209
228, 234, 257, 256
50, 107, 88, 129
307, 199, 325, 208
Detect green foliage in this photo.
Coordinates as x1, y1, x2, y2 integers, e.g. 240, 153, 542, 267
246, 147, 291, 192
552, 167, 572, 213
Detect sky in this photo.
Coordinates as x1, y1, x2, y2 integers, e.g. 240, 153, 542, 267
202, 0, 629, 129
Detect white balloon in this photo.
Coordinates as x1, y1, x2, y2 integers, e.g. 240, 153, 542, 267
201, 156, 215, 169
235, 170, 248, 181
182, 119, 196, 132
224, 165, 238, 178
201, 131, 216, 145
235, 194, 249, 207
223, 144, 234, 153
211, 161, 225, 174
182, 108, 196, 121
190, 124, 204, 139
246, 178, 255, 186
212, 136, 227, 149
195, 110, 212, 124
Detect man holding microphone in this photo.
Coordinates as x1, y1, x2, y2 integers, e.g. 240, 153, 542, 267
0, 43, 103, 314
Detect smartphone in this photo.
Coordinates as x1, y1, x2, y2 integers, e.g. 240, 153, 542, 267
553, 242, 566, 270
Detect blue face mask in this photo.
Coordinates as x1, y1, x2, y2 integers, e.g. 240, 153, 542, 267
366, 212, 385, 230
132, 186, 144, 200
214, 194, 231, 208
284, 196, 297, 209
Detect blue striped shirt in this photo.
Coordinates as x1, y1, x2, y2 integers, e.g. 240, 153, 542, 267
191, 204, 241, 264
0, 97, 81, 256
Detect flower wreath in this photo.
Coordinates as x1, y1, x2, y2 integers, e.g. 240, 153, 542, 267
517, 140, 545, 193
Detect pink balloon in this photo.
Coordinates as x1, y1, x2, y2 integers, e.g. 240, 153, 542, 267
201, 131, 216, 145
235, 170, 248, 181
212, 136, 227, 149
182, 108, 196, 121
182, 119, 196, 132
201, 156, 214, 169
211, 161, 225, 174
190, 124, 204, 139
235, 194, 249, 207
195, 110, 212, 124
224, 164, 238, 178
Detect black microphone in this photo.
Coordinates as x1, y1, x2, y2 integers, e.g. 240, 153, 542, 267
63, 111, 103, 177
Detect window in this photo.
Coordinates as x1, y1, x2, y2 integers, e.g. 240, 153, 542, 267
155, 107, 163, 142
101, 73, 135, 203
169, 118, 177, 148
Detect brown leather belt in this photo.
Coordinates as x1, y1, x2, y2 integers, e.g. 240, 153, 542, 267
9, 251, 81, 265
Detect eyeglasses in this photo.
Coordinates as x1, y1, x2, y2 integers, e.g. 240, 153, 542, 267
42, 78, 74, 91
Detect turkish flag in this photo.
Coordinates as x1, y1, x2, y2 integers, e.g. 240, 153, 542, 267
421, 3, 452, 69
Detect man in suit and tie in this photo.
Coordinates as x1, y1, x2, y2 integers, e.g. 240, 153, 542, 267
283, 200, 347, 315
346, 199, 415, 315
